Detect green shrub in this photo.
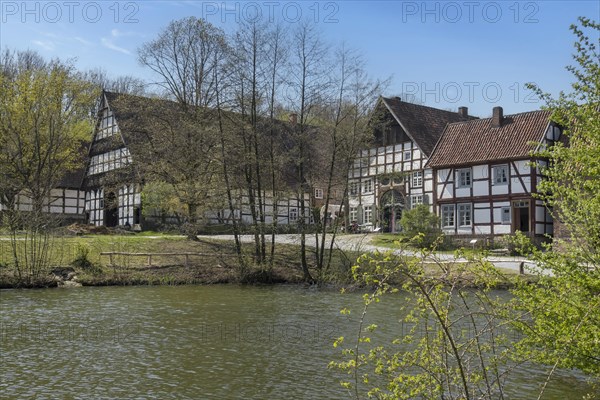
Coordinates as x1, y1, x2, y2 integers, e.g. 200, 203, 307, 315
400, 204, 443, 248
71, 244, 102, 274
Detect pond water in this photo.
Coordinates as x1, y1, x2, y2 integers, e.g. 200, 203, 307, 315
0, 285, 593, 399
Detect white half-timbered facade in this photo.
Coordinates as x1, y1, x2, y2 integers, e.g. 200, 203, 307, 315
202, 191, 311, 226
83, 92, 142, 227
0, 168, 86, 223
348, 97, 474, 232
428, 107, 560, 237
0, 188, 85, 220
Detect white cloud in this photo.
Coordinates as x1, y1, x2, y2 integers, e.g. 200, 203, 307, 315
110, 29, 143, 38
101, 37, 131, 55
74, 37, 92, 46
42, 32, 60, 39
32, 40, 55, 51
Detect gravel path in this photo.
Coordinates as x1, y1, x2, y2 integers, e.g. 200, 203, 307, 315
197, 233, 537, 274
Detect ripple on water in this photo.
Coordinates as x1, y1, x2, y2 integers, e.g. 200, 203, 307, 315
0, 285, 595, 399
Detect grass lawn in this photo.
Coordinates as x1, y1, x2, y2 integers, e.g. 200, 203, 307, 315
0, 232, 523, 289
0, 233, 357, 288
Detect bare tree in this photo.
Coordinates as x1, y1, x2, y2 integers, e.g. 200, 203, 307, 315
312, 47, 385, 280
285, 21, 331, 282
112, 94, 223, 234
138, 16, 226, 108
137, 17, 229, 238
227, 21, 271, 263
84, 67, 148, 96
264, 24, 289, 265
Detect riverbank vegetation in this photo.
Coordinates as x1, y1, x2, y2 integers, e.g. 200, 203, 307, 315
0, 232, 369, 288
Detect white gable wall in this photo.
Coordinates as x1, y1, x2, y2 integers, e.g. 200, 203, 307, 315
348, 138, 433, 231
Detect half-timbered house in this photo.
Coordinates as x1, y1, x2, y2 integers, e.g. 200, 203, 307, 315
427, 106, 561, 238
83, 91, 140, 227
348, 96, 475, 232
83, 91, 311, 228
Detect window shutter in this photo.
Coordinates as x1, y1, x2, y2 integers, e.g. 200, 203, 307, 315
406, 195, 411, 210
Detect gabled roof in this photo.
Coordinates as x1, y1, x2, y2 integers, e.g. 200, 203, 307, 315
427, 110, 552, 168
94, 91, 310, 190
380, 96, 476, 156
103, 90, 188, 147
58, 167, 86, 189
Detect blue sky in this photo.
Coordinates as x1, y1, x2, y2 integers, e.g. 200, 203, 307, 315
1, 0, 598, 116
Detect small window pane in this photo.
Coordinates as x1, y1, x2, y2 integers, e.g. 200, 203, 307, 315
458, 204, 472, 226
493, 165, 508, 185
412, 171, 423, 187
442, 205, 455, 228
457, 168, 472, 188
501, 207, 511, 224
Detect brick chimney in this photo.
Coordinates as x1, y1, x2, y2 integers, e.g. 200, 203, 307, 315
289, 113, 297, 125
492, 106, 503, 128
458, 106, 468, 118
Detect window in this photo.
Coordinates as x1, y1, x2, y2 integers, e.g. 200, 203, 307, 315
458, 204, 472, 226
501, 207, 511, 224
441, 205, 455, 228
289, 208, 298, 222
97, 108, 119, 139
88, 148, 131, 176
457, 168, 472, 188
364, 205, 373, 223
411, 195, 423, 208
412, 171, 423, 187
314, 188, 323, 199
513, 200, 529, 208
404, 150, 412, 161
349, 207, 357, 222
363, 179, 373, 193
350, 182, 358, 196
493, 165, 509, 185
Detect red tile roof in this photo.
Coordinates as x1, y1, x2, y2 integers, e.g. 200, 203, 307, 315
427, 110, 552, 167
381, 97, 476, 156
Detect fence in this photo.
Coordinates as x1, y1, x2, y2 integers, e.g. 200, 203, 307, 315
100, 252, 239, 268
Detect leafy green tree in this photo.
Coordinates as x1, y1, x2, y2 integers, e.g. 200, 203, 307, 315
0, 49, 97, 281
140, 181, 186, 225
400, 204, 442, 247
509, 233, 600, 379
512, 17, 600, 380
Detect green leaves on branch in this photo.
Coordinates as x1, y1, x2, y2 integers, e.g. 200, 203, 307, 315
331, 249, 518, 400
515, 17, 600, 380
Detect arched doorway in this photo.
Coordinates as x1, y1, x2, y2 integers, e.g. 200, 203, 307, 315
381, 190, 404, 233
